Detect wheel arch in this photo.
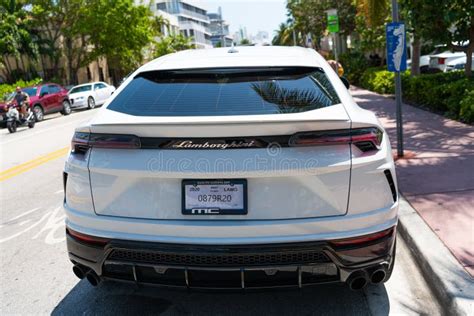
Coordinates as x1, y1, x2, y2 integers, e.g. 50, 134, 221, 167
32, 103, 44, 111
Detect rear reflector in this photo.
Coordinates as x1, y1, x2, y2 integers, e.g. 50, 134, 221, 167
329, 227, 394, 247
66, 227, 109, 246
71, 132, 141, 154
289, 127, 383, 152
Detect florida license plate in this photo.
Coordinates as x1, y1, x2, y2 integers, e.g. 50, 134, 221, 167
182, 179, 247, 215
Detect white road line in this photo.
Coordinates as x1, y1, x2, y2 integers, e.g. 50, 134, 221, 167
0, 207, 39, 225
0, 111, 95, 146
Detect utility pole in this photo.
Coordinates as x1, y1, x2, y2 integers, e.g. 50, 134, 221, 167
391, 0, 404, 157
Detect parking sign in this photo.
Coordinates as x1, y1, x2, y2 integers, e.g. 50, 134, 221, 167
386, 22, 407, 72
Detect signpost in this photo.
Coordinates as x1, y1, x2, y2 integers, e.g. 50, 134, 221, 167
387, 0, 405, 157
327, 9, 339, 63
327, 10, 339, 33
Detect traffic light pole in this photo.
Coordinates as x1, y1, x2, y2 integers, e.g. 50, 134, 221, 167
391, 0, 404, 157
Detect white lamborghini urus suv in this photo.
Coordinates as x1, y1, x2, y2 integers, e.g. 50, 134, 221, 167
64, 46, 398, 291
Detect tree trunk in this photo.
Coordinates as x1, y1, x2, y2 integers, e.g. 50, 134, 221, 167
466, 19, 474, 77
20, 55, 29, 80
379, 49, 386, 66
3, 55, 13, 82
466, 45, 473, 78
51, 44, 60, 78
411, 35, 421, 76
14, 56, 20, 74
39, 54, 47, 80
339, 35, 347, 54
65, 37, 76, 85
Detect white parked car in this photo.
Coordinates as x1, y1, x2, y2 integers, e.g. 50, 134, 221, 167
68, 82, 115, 109
64, 46, 398, 291
407, 45, 449, 72
445, 55, 474, 72
429, 51, 466, 72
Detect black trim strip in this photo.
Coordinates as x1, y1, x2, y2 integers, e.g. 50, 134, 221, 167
79, 127, 382, 150
384, 170, 397, 202
141, 135, 291, 149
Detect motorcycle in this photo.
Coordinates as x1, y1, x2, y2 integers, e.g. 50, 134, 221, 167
6, 101, 36, 133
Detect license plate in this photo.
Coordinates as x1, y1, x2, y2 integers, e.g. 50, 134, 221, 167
182, 179, 247, 215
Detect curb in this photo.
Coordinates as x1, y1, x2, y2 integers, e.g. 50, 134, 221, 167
397, 196, 473, 316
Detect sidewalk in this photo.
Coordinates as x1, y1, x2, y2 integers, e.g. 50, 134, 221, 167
350, 87, 474, 277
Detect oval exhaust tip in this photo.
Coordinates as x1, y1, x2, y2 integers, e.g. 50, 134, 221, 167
72, 265, 86, 280
347, 271, 368, 291
370, 269, 387, 284
86, 272, 101, 287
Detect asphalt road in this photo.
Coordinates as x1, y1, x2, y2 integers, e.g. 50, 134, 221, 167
0, 109, 442, 315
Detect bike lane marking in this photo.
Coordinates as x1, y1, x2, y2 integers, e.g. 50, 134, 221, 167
0, 146, 69, 182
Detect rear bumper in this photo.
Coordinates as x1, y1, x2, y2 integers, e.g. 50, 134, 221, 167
70, 98, 86, 108
64, 201, 398, 245
67, 226, 397, 289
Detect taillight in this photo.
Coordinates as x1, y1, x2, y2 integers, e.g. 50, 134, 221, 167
438, 58, 446, 65
71, 132, 141, 154
329, 227, 394, 247
71, 132, 90, 154
66, 227, 109, 246
289, 127, 383, 152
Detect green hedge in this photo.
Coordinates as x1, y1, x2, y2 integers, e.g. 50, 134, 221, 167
0, 78, 43, 102
358, 68, 474, 124
459, 89, 474, 123
339, 50, 368, 84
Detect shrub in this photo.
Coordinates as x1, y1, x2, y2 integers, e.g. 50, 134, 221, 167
459, 89, 474, 123
359, 67, 474, 123
360, 67, 396, 94
0, 78, 43, 102
339, 50, 368, 85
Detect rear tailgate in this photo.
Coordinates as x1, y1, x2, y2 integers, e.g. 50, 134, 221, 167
85, 67, 352, 220
87, 107, 351, 220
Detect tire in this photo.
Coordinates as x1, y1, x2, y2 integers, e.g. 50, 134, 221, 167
7, 121, 17, 133
87, 97, 96, 109
61, 100, 72, 115
33, 105, 44, 122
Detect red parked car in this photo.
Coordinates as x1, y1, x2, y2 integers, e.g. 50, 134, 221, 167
19, 83, 72, 121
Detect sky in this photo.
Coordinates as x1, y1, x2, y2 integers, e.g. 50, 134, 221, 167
196, 0, 288, 39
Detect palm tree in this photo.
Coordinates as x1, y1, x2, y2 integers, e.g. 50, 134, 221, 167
251, 81, 332, 114
355, 0, 389, 27
272, 23, 294, 46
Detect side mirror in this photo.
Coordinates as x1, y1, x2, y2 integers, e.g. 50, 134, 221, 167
340, 77, 350, 89
40, 92, 48, 97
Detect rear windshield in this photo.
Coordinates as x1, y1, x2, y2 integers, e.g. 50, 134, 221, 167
70, 85, 92, 94
107, 67, 341, 116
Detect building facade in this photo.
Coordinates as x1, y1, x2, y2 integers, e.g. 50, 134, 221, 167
155, 0, 212, 49
207, 7, 233, 47
0, 44, 111, 86
143, 1, 180, 37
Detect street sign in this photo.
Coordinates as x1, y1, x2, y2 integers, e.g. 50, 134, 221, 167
327, 9, 339, 33
386, 22, 407, 72
305, 33, 313, 48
